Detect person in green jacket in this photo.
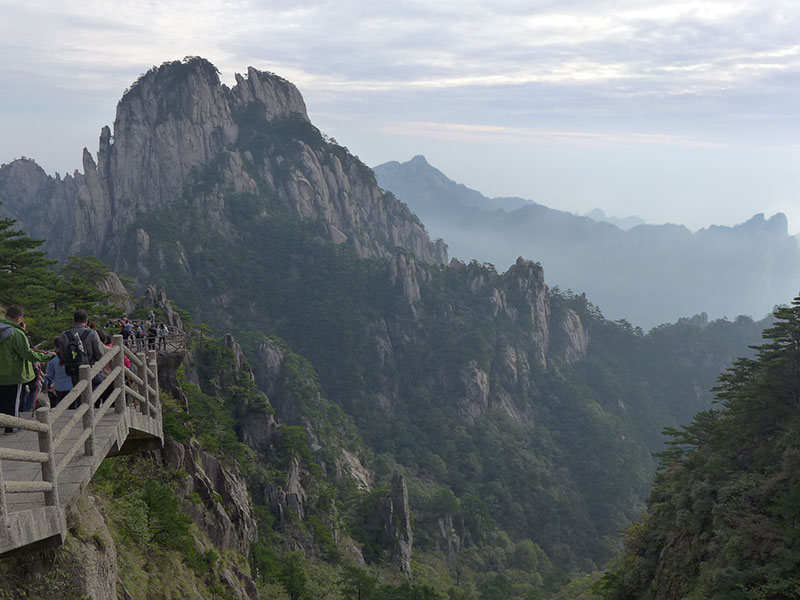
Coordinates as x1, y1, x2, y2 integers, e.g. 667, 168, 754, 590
0, 306, 52, 433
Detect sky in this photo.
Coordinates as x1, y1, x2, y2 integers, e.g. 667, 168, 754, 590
2, 0, 800, 232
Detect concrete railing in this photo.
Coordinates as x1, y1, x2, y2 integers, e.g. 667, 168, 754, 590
0, 334, 160, 529
125, 329, 187, 355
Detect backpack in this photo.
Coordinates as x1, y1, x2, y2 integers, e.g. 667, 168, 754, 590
61, 328, 93, 376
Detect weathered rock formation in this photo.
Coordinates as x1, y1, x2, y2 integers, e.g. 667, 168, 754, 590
97, 272, 135, 313
252, 338, 371, 488
0, 57, 446, 272
374, 472, 413, 574
165, 439, 258, 555
142, 284, 184, 329
265, 457, 309, 525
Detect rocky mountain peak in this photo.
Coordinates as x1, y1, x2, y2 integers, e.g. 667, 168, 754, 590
0, 57, 446, 269
108, 58, 239, 213
230, 66, 309, 121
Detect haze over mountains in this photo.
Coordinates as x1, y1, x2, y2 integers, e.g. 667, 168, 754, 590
0, 57, 794, 599
374, 156, 800, 328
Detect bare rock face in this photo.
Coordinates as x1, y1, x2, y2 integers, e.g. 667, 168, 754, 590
230, 66, 309, 121
338, 449, 371, 491
389, 253, 429, 317
559, 307, 590, 364
266, 457, 309, 524
458, 361, 490, 422
224, 333, 248, 373
435, 514, 461, 556
142, 284, 184, 329
0, 158, 89, 258
108, 60, 239, 218
241, 409, 279, 455
255, 339, 285, 399
64, 493, 118, 600
0, 57, 446, 275
165, 439, 258, 554
503, 257, 550, 366
374, 472, 413, 574
96, 271, 134, 313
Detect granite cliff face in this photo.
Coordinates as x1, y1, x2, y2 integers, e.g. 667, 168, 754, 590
0, 58, 445, 267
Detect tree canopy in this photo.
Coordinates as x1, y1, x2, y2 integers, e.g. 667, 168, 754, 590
0, 205, 119, 344
598, 296, 800, 599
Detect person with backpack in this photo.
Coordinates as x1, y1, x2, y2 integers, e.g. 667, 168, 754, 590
134, 322, 144, 352
147, 321, 158, 351
157, 322, 169, 352
0, 306, 53, 433
59, 309, 104, 388
120, 318, 133, 346
43, 337, 75, 409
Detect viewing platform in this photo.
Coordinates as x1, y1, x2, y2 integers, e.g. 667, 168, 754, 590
0, 334, 163, 555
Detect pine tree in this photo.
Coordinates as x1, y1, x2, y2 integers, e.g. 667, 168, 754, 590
598, 295, 800, 599
0, 205, 120, 343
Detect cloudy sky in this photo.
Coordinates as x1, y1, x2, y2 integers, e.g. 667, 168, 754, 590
2, 0, 800, 231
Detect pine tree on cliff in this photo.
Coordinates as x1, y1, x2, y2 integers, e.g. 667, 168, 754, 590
0, 204, 117, 342
597, 295, 800, 599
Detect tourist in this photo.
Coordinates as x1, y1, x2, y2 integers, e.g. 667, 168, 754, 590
0, 306, 53, 432
157, 322, 169, 352
147, 321, 158, 351
44, 337, 75, 408
59, 309, 104, 387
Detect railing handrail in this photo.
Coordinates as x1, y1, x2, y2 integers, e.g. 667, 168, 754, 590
87, 345, 120, 380
0, 414, 49, 433
0, 334, 161, 535
49, 379, 89, 422
123, 344, 143, 367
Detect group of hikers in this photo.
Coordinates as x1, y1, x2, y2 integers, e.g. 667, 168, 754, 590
0, 306, 171, 434
118, 311, 170, 353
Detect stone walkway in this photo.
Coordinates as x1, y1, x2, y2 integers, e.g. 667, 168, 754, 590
0, 403, 162, 554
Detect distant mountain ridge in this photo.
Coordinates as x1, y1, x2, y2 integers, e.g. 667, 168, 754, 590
0, 58, 783, 598
374, 155, 800, 327
584, 208, 646, 230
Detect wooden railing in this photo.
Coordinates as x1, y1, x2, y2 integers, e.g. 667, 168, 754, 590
0, 334, 160, 527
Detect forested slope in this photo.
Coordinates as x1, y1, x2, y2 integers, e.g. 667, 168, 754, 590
374, 155, 799, 328
598, 298, 800, 599
0, 57, 777, 598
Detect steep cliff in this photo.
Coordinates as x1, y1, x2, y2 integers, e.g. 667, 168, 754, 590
0, 59, 776, 599
0, 58, 446, 267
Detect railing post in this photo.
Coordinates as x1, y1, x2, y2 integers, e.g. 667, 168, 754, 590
79, 364, 96, 456
147, 349, 158, 419
138, 352, 149, 415
35, 407, 60, 509
0, 457, 6, 526
112, 335, 127, 414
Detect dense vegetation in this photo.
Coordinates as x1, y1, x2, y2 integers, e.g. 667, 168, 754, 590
0, 211, 120, 341
598, 298, 800, 599
0, 71, 785, 597
106, 113, 770, 593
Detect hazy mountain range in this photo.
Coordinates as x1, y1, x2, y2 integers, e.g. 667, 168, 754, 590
374, 155, 800, 328
0, 57, 787, 599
